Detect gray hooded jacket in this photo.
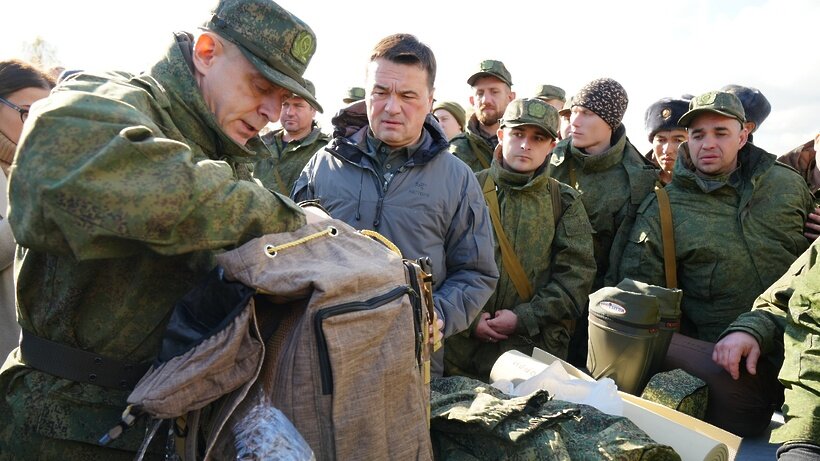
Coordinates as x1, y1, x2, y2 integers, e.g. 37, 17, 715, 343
293, 103, 498, 340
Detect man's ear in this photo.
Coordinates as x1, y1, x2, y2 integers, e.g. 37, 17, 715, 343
469, 95, 475, 107
496, 127, 505, 141
508, 90, 516, 102
192, 32, 223, 74
738, 124, 749, 149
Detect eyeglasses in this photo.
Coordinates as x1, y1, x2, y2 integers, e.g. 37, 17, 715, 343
0, 96, 30, 123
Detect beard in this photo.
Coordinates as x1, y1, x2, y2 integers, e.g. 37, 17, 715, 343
476, 107, 500, 126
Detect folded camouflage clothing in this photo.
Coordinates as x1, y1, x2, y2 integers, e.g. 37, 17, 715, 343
431, 376, 680, 460
641, 369, 708, 420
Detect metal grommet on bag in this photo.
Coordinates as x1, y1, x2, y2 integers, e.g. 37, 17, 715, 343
328, 226, 338, 236
265, 244, 277, 258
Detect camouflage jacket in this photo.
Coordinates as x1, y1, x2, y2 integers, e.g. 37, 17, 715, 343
255, 123, 330, 195
778, 139, 820, 204
618, 142, 813, 342
547, 125, 658, 290
449, 131, 494, 173
431, 376, 680, 460
723, 239, 820, 445
444, 160, 596, 381
0, 35, 305, 453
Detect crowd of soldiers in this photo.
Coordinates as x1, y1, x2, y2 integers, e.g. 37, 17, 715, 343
0, 0, 818, 459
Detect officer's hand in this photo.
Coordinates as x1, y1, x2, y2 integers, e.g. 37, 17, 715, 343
474, 312, 508, 343
486, 309, 518, 335
712, 332, 761, 380
803, 207, 820, 241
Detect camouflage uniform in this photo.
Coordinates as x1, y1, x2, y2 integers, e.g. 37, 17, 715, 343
450, 115, 495, 172
444, 159, 596, 381
255, 122, 330, 194
722, 239, 820, 446
547, 127, 657, 291
617, 141, 812, 342
778, 139, 820, 204
0, 34, 305, 459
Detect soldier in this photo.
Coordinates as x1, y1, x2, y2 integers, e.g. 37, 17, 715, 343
444, 98, 595, 381
617, 91, 813, 436
0, 0, 327, 458
293, 34, 498, 377
714, 240, 820, 460
558, 97, 572, 141
721, 84, 771, 144
547, 77, 658, 366
449, 60, 516, 172
533, 84, 566, 112
432, 100, 466, 141
643, 96, 690, 185
342, 86, 365, 104
254, 78, 329, 194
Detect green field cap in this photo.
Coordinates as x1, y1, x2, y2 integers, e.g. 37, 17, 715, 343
467, 59, 513, 87
500, 98, 559, 139
678, 91, 745, 127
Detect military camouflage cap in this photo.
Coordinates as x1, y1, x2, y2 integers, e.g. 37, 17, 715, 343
720, 84, 771, 132
342, 86, 365, 103
433, 101, 466, 130
559, 97, 573, 116
206, 0, 323, 113
500, 98, 559, 139
534, 84, 566, 103
467, 59, 513, 87
644, 96, 690, 142
678, 91, 746, 128
573, 78, 628, 130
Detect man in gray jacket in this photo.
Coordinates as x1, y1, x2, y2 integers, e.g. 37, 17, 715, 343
293, 33, 498, 375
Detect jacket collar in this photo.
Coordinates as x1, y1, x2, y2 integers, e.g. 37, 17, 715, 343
673, 141, 776, 193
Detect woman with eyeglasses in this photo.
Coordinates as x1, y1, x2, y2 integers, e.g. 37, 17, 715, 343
0, 59, 54, 359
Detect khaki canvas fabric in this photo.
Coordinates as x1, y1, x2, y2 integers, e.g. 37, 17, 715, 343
216, 220, 433, 461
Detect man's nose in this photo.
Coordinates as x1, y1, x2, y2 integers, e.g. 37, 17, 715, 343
260, 94, 284, 123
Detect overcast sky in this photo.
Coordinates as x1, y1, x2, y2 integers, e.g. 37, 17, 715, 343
3, 0, 817, 154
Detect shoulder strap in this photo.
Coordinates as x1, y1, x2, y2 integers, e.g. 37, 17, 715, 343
468, 135, 491, 170
548, 177, 562, 224
568, 161, 578, 190
482, 175, 533, 300
654, 186, 678, 288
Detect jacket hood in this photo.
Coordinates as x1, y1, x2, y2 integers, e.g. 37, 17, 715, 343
326, 100, 450, 167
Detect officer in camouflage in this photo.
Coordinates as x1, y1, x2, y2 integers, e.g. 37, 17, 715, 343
547, 77, 658, 366
617, 91, 813, 436
449, 60, 516, 172
255, 78, 330, 195
0, 0, 326, 458
714, 239, 820, 460
779, 133, 820, 241
444, 98, 595, 381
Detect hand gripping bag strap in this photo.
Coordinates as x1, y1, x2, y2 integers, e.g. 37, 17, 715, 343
654, 186, 678, 289
482, 175, 533, 301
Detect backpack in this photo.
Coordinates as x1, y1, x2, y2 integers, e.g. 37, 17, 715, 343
212, 219, 436, 461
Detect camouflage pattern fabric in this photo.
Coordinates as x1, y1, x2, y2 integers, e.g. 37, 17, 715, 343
0, 36, 305, 459
255, 123, 330, 194
450, 127, 494, 172
444, 160, 595, 381
617, 141, 812, 342
723, 238, 820, 445
547, 126, 657, 291
641, 369, 708, 420
430, 376, 681, 461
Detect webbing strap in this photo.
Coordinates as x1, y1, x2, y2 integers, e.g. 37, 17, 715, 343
467, 135, 491, 170
655, 186, 678, 288
482, 175, 533, 300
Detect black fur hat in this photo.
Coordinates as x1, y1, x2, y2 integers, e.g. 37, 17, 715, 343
720, 84, 771, 133
644, 96, 691, 142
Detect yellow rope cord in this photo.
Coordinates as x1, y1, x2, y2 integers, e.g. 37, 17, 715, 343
265, 226, 337, 255
359, 229, 402, 257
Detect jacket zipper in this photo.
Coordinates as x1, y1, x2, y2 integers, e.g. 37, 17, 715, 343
314, 285, 412, 395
